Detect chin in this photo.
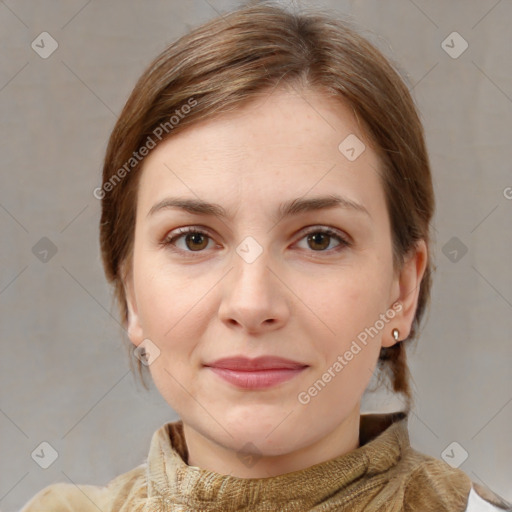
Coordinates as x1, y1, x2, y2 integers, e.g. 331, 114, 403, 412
228, 418, 306, 449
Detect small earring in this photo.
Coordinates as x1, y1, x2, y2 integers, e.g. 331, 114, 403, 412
392, 328, 400, 341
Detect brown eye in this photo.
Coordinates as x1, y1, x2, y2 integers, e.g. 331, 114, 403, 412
163, 225, 350, 257
307, 232, 331, 251
184, 232, 209, 251
297, 227, 350, 253
163, 227, 214, 253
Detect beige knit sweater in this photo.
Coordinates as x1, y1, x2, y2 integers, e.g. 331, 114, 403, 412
20, 411, 511, 511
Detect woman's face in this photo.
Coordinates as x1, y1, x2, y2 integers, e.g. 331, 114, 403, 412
123, 86, 426, 476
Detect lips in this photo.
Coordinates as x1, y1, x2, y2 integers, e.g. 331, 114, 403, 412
204, 356, 309, 390
204, 355, 308, 371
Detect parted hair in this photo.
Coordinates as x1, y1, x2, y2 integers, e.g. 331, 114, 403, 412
99, 0, 435, 412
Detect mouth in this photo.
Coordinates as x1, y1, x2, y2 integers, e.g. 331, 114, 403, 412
205, 366, 307, 389
203, 355, 309, 390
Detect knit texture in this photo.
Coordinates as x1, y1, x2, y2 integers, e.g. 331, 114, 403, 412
20, 411, 511, 511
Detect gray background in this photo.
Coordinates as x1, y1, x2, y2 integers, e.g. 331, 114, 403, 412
1, 1, 511, 510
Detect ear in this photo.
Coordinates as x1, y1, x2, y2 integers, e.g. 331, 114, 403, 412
122, 263, 144, 347
382, 239, 428, 348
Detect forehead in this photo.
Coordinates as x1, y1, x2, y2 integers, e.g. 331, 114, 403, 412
136, 87, 384, 216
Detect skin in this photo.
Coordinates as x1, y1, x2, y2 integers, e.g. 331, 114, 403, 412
122, 85, 427, 478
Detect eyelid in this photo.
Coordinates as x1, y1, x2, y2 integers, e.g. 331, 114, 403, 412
161, 224, 351, 255
161, 226, 217, 251
299, 225, 352, 245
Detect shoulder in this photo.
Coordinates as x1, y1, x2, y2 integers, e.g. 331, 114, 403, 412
19, 482, 106, 512
402, 448, 511, 511
20, 463, 147, 512
464, 483, 512, 511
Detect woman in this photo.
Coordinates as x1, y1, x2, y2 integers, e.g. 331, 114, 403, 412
21, 1, 511, 511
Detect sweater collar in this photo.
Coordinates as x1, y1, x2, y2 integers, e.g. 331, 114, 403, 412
144, 411, 409, 510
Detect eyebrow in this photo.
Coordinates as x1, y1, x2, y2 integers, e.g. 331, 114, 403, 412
147, 194, 371, 221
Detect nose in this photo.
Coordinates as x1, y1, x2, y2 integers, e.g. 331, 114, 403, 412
218, 244, 290, 334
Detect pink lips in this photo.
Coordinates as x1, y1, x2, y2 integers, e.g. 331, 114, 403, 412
204, 356, 308, 390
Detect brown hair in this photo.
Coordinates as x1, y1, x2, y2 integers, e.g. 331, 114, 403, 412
99, 0, 435, 413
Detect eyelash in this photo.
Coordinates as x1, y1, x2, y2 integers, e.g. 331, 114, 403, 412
160, 225, 351, 257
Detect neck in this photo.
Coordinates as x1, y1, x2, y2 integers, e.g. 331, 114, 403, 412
182, 404, 361, 478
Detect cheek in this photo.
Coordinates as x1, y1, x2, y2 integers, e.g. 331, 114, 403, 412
308, 279, 388, 394
306, 267, 392, 373
134, 263, 204, 408
323, 271, 390, 329
135, 256, 196, 330
133, 258, 216, 368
